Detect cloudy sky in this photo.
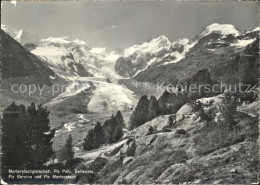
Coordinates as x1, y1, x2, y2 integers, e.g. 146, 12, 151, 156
1, 1, 258, 50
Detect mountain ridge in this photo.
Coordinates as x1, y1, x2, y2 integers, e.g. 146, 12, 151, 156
1, 23, 259, 184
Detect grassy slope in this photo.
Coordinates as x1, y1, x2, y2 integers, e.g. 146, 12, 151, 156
75, 96, 259, 184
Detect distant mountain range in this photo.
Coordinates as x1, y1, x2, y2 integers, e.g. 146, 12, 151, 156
1, 23, 259, 114
133, 24, 259, 87
2, 23, 259, 84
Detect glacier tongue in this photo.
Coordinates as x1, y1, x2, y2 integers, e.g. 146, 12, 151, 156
87, 81, 136, 113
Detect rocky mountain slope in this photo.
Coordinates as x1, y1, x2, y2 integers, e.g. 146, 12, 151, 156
1, 24, 18, 38
53, 24, 259, 184
133, 24, 259, 86
1, 24, 122, 80
1, 23, 259, 184
1, 26, 136, 117
0, 29, 63, 112
1, 30, 55, 84
1, 25, 40, 49
31, 37, 122, 80
114, 35, 196, 77
71, 94, 259, 184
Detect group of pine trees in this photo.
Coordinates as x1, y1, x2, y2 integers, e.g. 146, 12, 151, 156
1, 102, 54, 179
129, 91, 187, 130
83, 111, 124, 151
129, 95, 160, 130
158, 90, 187, 115
58, 135, 75, 166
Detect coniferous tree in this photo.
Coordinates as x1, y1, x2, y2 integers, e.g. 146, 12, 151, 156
83, 129, 95, 150
93, 121, 105, 144
83, 128, 97, 151
103, 119, 113, 144
147, 96, 160, 121
158, 90, 172, 114
1, 103, 30, 171
129, 95, 149, 130
103, 112, 124, 143
112, 124, 124, 143
28, 103, 54, 168
112, 111, 124, 142
115, 111, 124, 127
58, 135, 74, 165
83, 111, 125, 150
1, 102, 54, 180
103, 113, 124, 144
37, 104, 54, 163
66, 135, 74, 164
158, 90, 187, 115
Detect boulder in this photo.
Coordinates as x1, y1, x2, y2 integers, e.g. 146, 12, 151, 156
230, 168, 237, 173
123, 157, 134, 165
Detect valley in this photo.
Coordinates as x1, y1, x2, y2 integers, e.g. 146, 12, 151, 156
1, 22, 259, 184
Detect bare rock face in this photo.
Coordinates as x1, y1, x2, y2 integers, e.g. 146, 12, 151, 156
90, 157, 109, 172
134, 26, 259, 89
1, 30, 62, 112
1, 30, 55, 85
114, 57, 134, 77
23, 43, 37, 51
123, 157, 134, 165
77, 92, 259, 184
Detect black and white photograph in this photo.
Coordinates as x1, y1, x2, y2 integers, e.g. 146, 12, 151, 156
0, 0, 259, 184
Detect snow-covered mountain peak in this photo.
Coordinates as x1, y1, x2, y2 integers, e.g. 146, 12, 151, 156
1, 25, 40, 46
39, 36, 92, 52
162, 38, 196, 65
40, 37, 72, 47
115, 35, 196, 77
251, 26, 260, 32
199, 23, 240, 38
246, 26, 260, 34
174, 38, 190, 45
14, 29, 40, 45
15, 29, 25, 37
124, 35, 171, 57
31, 35, 122, 80
73, 39, 88, 46
89, 47, 106, 54
153, 35, 170, 43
